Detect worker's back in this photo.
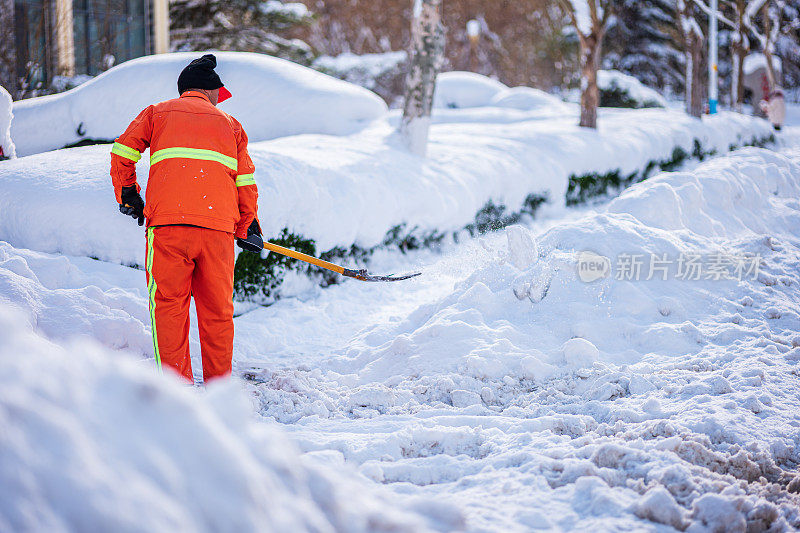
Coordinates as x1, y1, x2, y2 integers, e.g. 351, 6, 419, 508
112, 90, 255, 234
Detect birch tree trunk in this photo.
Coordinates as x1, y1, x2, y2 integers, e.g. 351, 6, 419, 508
730, 0, 749, 111
578, 31, 602, 128
688, 36, 705, 117
399, 0, 445, 157
760, 3, 777, 90
679, 1, 705, 118
561, 0, 609, 130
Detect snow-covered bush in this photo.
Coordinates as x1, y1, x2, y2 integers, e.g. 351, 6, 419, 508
598, 70, 667, 109
313, 51, 408, 106
0, 302, 436, 531
566, 133, 773, 204
0, 85, 14, 159
489, 86, 568, 111
0, 102, 774, 301
433, 71, 508, 109
11, 52, 387, 156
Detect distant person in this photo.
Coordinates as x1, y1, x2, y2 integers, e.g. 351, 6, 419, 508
109, 54, 263, 383
760, 88, 786, 131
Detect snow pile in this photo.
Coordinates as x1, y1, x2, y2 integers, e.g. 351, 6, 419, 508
743, 52, 783, 76
0, 85, 14, 159
0, 108, 773, 266
488, 86, 569, 111
432, 71, 508, 109
0, 241, 152, 355
0, 302, 444, 532
11, 51, 387, 157
598, 70, 667, 108
335, 147, 800, 383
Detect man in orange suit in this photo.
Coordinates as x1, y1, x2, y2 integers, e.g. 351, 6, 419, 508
110, 54, 262, 383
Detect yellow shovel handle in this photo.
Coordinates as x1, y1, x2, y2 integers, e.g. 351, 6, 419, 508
262, 241, 345, 275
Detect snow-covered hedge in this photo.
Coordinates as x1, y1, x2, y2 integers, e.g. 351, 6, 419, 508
0, 300, 450, 531
489, 86, 568, 111
0, 85, 14, 159
0, 108, 770, 265
433, 71, 509, 109
0, 105, 774, 301
11, 52, 387, 157
598, 70, 667, 109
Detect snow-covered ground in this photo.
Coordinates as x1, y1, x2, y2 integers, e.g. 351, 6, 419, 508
1, 53, 798, 529
238, 137, 800, 531
3, 124, 800, 529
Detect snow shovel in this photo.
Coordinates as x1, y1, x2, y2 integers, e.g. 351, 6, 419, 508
261, 241, 421, 282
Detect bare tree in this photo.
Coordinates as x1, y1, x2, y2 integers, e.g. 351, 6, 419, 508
560, 0, 613, 129
677, 0, 706, 117
398, 0, 445, 157
726, 0, 751, 110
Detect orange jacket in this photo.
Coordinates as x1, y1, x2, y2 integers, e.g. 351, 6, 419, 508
110, 91, 258, 239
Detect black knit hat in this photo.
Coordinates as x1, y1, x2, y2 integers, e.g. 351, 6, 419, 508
177, 54, 224, 95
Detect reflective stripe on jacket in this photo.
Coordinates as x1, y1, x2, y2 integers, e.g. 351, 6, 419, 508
110, 91, 258, 239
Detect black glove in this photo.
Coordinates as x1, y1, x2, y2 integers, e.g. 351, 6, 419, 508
119, 186, 145, 226
237, 218, 263, 254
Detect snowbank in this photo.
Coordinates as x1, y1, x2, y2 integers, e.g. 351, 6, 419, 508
488, 86, 569, 111
333, 147, 800, 382
0, 240, 154, 355
433, 71, 508, 109
11, 51, 387, 157
0, 108, 773, 266
598, 70, 667, 108
0, 301, 442, 532
0, 85, 14, 159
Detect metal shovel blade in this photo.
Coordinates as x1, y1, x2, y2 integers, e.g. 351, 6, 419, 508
343, 268, 422, 282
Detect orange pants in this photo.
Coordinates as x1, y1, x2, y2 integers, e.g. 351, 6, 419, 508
145, 225, 235, 382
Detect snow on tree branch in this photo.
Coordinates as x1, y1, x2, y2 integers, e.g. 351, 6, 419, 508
692, 0, 737, 29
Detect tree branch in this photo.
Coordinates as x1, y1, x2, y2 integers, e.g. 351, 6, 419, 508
692, 0, 737, 28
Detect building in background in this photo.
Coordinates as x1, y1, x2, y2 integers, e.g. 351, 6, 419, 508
0, 0, 169, 99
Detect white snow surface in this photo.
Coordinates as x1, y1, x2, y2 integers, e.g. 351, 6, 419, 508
10, 52, 387, 157
432, 71, 508, 109
0, 85, 14, 159
0, 302, 455, 532
569, 0, 599, 36
743, 52, 783, 76
235, 141, 800, 531
3, 137, 800, 530
597, 69, 668, 108
0, 107, 773, 266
